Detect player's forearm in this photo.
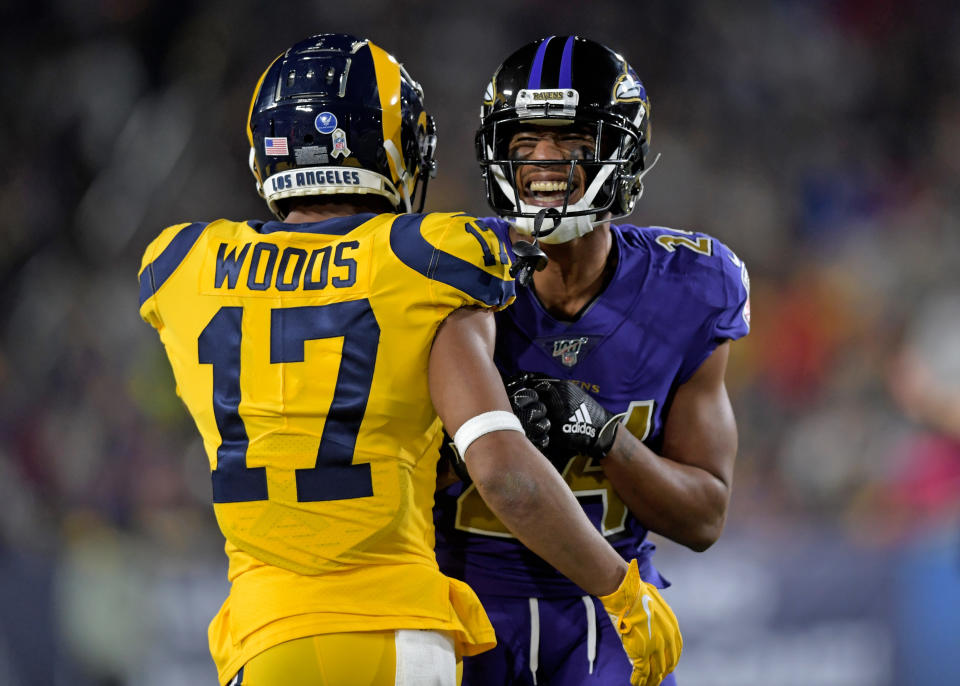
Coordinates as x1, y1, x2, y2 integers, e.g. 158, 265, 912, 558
603, 430, 731, 551
467, 431, 628, 596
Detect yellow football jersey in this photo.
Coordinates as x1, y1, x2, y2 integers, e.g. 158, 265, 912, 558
138, 212, 513, 684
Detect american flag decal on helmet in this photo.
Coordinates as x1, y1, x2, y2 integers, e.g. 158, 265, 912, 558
264, 137, 289, 156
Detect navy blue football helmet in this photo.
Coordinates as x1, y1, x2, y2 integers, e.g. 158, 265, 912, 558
247, 34, 437, 218
476, 36, 652, 242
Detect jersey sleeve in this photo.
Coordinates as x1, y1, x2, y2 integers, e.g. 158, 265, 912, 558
137, 222, 208, 330
389, 212, 515, 311
671, 233, 751, 384
712, 240, 751, 342
477, 216, 514, 249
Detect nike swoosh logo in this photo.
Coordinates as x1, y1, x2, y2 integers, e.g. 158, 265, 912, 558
641, 594, 653, 639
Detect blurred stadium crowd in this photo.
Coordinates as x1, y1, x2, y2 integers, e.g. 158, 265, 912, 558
1, 1, 958, 684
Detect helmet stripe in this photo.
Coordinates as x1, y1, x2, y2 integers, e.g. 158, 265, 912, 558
368, 42, 404, 185
558, 36, 575, 89
526, 36, 554, 89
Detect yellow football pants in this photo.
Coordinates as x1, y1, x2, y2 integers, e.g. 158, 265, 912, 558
231, 630, 462, 686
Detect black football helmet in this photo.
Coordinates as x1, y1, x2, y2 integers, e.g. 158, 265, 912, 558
248, 34, 437, 218
476, 36, 652, 242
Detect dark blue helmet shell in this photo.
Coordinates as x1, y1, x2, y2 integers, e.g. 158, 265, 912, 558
247, 34, 437, 217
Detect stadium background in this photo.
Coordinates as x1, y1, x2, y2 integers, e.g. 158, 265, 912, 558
2, 1, 959, 684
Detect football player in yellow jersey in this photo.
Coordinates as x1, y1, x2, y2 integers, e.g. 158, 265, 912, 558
138, 33, 681, 686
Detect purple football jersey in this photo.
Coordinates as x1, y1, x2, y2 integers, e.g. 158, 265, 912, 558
434, 218, 750, 598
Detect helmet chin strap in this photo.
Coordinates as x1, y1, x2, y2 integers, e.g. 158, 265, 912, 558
618, 152, 660, 214
491, 157, 616, 244
250, 147, 289, 220
634, 152, 661, 193
509, 208, 552, 287
249, 147, 266, 199
513, 204, 600, 244
383, 139, 413, 213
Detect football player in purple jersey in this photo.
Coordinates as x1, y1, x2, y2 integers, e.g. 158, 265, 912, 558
434, 36, 751, 686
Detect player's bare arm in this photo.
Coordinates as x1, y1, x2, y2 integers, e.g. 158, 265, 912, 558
429, 306, 628, 596
602, 341, 738, 551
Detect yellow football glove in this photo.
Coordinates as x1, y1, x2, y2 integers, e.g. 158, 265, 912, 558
598, 559, 683, 686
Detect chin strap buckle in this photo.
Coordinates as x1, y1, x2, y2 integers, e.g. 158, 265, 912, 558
509, 208, 556, 287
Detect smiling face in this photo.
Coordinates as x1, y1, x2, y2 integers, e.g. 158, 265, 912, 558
507, 125, 596, 207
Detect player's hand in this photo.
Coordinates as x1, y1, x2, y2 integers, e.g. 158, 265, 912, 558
598, 559, 683, 686
504, 372, 579, 473
438, 429, 471, 485
438, 375, 552, 485
504, 375, 551, 450
523, 375, 623, 460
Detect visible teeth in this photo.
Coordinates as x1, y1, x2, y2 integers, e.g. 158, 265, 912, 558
529, 180, 568, 192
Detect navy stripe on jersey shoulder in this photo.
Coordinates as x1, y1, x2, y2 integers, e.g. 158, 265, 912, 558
390, 214, 515, 307
139, 222, 207, 306
253, 213, 377, 235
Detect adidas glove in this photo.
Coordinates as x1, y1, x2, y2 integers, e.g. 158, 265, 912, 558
524, 376, 622, 460
439, 376, 552, 485
598, 559, 683, 686
503, 375, 551, 451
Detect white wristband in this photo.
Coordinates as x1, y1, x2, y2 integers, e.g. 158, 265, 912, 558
452, 410, 524, 458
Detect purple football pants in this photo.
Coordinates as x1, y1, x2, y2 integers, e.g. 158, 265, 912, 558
463, 593, 677, 686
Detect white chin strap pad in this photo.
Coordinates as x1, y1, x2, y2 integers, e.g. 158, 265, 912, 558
512, 209, 599, 244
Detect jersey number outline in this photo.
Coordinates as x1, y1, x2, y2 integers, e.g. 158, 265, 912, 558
654, 228, 713, 256
464, 220, 510, 267
199, 301, 380, 504
454, 398, 655, 537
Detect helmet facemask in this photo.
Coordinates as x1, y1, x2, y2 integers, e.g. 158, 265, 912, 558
476, 36, 652, 243
478, 113, 643, 243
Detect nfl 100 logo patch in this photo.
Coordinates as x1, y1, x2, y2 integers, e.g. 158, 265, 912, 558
552, 336, 590, 367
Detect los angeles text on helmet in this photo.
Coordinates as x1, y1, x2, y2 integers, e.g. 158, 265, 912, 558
268, 168, 363, 193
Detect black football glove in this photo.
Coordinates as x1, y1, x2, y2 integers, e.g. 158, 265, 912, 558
506, 371, 579, 473
504, 375, 551, 451
438, 375, 553, 485
438, 429, 471, 484
525, 376, 623, 460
